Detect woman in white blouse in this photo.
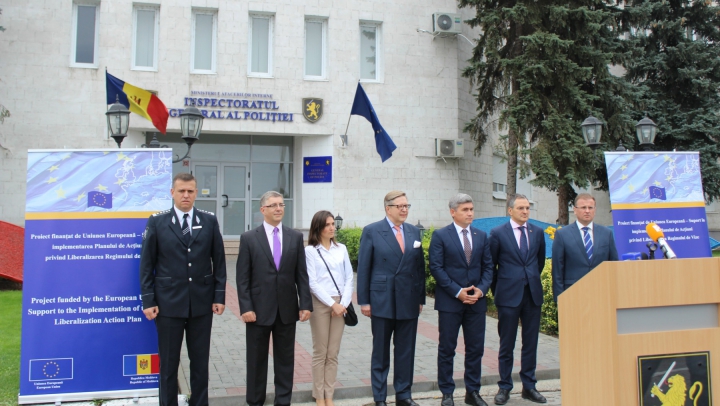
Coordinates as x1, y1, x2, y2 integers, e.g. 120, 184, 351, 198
305, 210, 354, 406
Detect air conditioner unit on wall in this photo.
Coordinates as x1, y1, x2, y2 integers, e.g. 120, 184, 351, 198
432, 13, 463, 35
436, 139, 464, 158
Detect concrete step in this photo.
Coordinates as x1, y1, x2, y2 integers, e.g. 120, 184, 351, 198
224, 239, 239, 256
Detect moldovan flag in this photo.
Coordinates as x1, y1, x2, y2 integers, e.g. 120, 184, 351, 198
106, 71, 169, 134
123, 354, 160, 376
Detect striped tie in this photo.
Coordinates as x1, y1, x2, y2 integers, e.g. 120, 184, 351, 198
582, 226, 593, 260
182, 213, 191, 244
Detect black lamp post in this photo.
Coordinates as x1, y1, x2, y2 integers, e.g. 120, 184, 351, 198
581, 115, 603, 149
334, 214, 344, 230
582, 114, 658, 152
636, 116, 658, 151
141, 105, 204, 163
106, 96, 130, 148
416, 220, 426, 239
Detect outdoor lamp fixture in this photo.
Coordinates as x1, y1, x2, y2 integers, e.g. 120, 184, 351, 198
581, 115, 604, 149
106, 96, 130, 148
141, 105, 204, 163
636, 115, 658, 151
416, 220, 426, 239
334, 214, 344, 230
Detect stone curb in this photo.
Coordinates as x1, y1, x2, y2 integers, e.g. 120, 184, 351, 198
207, 369, 560, 406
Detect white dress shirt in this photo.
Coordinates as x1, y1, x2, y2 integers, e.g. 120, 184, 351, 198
576, 221, 594, 243
510, 218, 530, 250
173, 205, 195, 235
262, 221, 283, 256
453, 222, 472, 250
305, 242, 354, 308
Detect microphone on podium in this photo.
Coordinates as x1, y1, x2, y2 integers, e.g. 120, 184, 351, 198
645, 223, 678, 259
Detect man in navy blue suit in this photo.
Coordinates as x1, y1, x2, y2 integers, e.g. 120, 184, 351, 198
489, 194, 547, 404
552, 193, 618, 302
357, 190, 426, 406
429, 194, 494, 406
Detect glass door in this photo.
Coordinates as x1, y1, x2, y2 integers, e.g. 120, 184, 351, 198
192, 162, 249, 238
221, 164, 247, 237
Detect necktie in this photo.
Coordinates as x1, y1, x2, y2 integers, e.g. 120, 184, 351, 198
462, 229, 471, 265
583, 227, 593, 260
518, 226, 529, 259
182, 213, 191, 244
394, 225, 405, 253
273, 227, 281, 270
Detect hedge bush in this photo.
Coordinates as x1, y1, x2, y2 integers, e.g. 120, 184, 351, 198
334, 226, 559, 336
336, 227, 362, 271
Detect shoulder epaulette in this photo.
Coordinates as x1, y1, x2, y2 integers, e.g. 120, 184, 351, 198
152, 209, 172, 217
197, 208, 215, 216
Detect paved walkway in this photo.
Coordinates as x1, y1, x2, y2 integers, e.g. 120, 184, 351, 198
180, 257, 560, 405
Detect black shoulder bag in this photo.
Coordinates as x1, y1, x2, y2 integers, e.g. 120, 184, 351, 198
316, 248, 358, 326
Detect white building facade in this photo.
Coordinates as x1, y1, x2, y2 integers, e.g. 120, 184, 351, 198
1, 0, 585, 239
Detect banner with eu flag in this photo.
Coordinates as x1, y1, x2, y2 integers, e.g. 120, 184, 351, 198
605, 151, 711, 259
19, 149, 172, 404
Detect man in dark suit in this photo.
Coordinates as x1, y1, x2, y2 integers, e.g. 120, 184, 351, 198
552, 193, 618, 301
489, 194, 547, 405
236, 190, 313, 406
357, 190, 426, 406
139, 172, 227, 406
429, 194, 494, 406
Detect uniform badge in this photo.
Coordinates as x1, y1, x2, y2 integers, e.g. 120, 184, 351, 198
142, 227, 149, 241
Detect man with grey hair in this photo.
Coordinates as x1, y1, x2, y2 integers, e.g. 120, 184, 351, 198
357, 190, 426, 406
429, 194, 494, 406
236, 190, 313, 406
489, 194, 547, 404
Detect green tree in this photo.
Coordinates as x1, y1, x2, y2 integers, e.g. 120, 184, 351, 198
623, 0, 720, 202
460, 0, 636, 223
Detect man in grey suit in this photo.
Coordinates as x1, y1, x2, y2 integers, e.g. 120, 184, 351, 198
551, 193, 618, 301
357, 190, 426, 406
140, 172, 226, 406
236, 190, 313, 406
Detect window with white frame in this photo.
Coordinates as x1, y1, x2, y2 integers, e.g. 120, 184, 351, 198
71, 3, 99, 67
191, 10, 217, 73
492, 154, 534, 204
360, 22, 382, 81
132, 6, 159, 70
249, 14, 273, 77
304, 18, 327, 79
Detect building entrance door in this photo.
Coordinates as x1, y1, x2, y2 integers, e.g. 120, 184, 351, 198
192, 162, 248, 238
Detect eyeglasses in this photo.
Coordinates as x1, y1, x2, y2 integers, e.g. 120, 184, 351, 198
388, 204, 411, 210
263, 203, 286, 209
576, 206, 595, 211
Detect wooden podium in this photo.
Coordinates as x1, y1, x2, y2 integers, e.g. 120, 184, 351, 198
558, 257, 720, 404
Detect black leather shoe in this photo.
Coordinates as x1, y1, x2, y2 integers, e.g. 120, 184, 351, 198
375, 402, 387, 406
521, 388, 547, 404
397, 399, 420, 406
441, 393, 455, 406
493, 389, 510, 405
464, 391, 488, 406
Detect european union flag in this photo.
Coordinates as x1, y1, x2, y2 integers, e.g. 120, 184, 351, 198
29, 358, 73, 381
350, 83, 397, 162
88, 191, 113, 208
649, 186, 667, 200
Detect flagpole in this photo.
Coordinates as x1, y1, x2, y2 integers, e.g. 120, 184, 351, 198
342, 80, 361, 147
341, 115, 352, 147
